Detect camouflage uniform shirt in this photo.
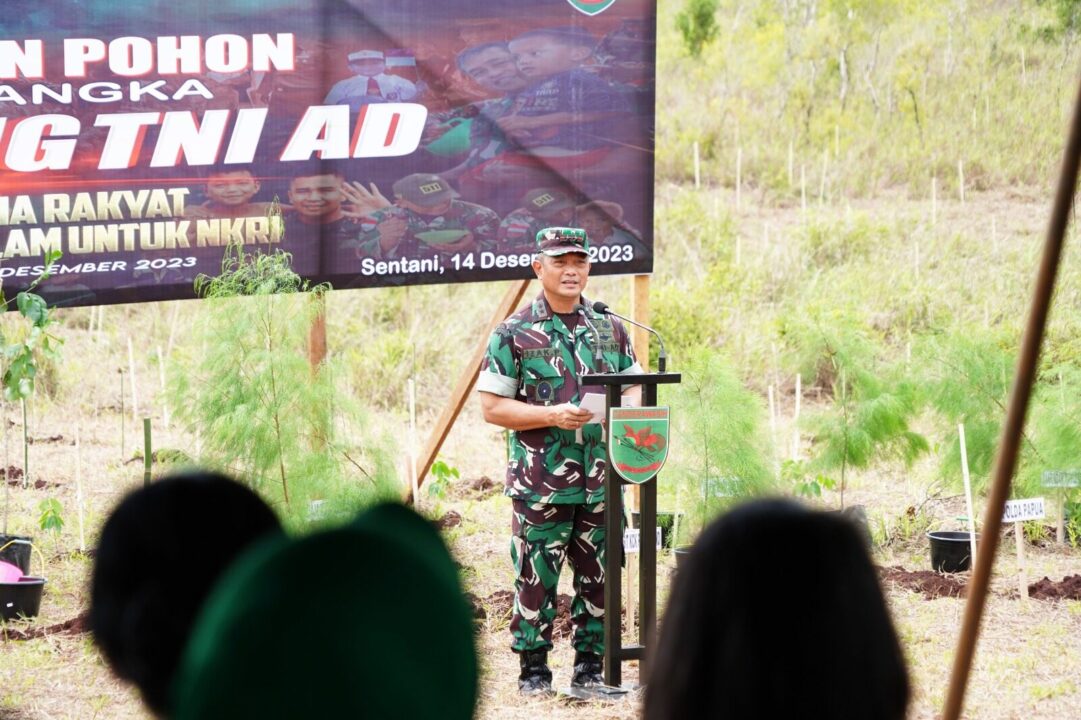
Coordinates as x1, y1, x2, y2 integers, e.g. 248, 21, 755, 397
477, 293, 642, 504
353, 200, 500, 260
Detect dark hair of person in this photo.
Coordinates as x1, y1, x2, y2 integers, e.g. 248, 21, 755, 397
289, 163, 345, 184
88, 471, 283, 716
644, 499, 909, 720
456, 41, 510, 72
511, 26, 596, 51
203, 165, 256, 181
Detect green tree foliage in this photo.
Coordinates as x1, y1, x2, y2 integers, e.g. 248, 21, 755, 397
785, 314, 928, 506
666, 347, 776, 537
169, 243, 399, 529
676, 0, 720, 57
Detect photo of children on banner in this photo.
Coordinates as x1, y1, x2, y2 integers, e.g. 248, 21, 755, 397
324, 50, 419, 112
348, 173, 500, 261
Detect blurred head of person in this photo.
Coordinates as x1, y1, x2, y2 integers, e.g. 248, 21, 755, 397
457, 42, 528, 93
288, 169, 345, 223
509, 27, 596, 79
347, 49, 386, 77
89, 471, 283, 717
204, 169, 261, 207
644, 499, 909, 720
172, 503, 478, 720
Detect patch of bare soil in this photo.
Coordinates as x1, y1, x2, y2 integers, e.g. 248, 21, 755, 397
880, 566, 968, 600
436, 510, 463, 529
1028, 575, 1081, 601
1, 612, 87, 642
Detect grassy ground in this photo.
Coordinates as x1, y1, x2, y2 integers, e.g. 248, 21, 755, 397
1, 190, 1080, 718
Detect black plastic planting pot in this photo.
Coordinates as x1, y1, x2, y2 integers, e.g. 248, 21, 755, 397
927, 531, 979, 573
0, 576, 45, 620
0, 535, 32, 574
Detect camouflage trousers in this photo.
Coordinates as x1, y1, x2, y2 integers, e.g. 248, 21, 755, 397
509, 499, 605, 654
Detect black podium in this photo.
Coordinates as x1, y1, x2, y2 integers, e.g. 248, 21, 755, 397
579, 370, 681, 689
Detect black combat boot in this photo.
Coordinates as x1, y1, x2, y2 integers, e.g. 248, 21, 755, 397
570, 650, 604, 689
518, 649, 553, 694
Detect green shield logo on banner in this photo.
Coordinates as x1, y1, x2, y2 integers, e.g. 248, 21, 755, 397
567, 0, 618, 16
609, 406, 670, 484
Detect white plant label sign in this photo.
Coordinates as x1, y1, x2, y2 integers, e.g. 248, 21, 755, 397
623, 527, 662, 554
1003, 497, 1046, 524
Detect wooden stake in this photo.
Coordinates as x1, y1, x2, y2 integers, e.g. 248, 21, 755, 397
735, 234, 742, 267
693, 141, 701, 190
818, 150, 828, 205
408, 378, 419, 508
768, 384, 777, 434
788, 139, 794, 186
792, 374, 802, 460
157, 345, 169, 428
959, 159, 966, 204
143, 418, 152, 488
127, 337, 139, 424
1058, 490, 1066, 544
1016, 523, 1026, 602
932, 176, 938, 225
735, 147, 742, 210
119, 369, 125, 461
166, 302, 180, 358
943, 45, 1081, 720
308, 292, 327, 375
411, 280, 531, 501
834, 124, 840, 157
800, 165, 807, 212
75, 426, 85, 552
959, 424, 978, 566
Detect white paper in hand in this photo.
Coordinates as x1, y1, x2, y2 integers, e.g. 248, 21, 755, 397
578, 393, 607, 424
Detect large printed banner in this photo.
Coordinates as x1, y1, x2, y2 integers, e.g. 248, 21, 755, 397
0, 0, 656, 308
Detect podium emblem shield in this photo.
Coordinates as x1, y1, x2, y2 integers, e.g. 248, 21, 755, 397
609, 406, 670, 484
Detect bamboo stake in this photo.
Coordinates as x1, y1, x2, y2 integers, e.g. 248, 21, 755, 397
127, 337, 139, 424
931, 176, 938, 225
20, 398, 28, 489
693, 141, 701, 190
736, 147, 742, 210
958, 160, 966, 204
958, 424, 978, 566
792, 374, 802, 461
788, 139, 794, 186
119, 369, 125, 461
75, 426, 85, 553
768, 384, 776, 434
735, 234, 742, 266
942, 52, 1081, 720
166, 302, 180, 358
143, 418, 152, 488
2, 402, 7, 535
818, 150, 828, 205
408, 378, 419, 508
157, 345, 169, 428
1016, 522, 1027, 603
800, 165, 807, 212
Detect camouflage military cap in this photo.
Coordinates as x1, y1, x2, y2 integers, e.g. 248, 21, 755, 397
522, 188, 575, 218
393, 173, 459, 206
536, 226, 589, 256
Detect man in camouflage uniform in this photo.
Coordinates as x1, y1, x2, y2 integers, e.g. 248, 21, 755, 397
497, 188, 578, 254
352, 173, 500, 260
477, 227, 642, 694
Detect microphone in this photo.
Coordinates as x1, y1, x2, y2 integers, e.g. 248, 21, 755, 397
591, 301, 668, 372
574, 303, 606, 369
